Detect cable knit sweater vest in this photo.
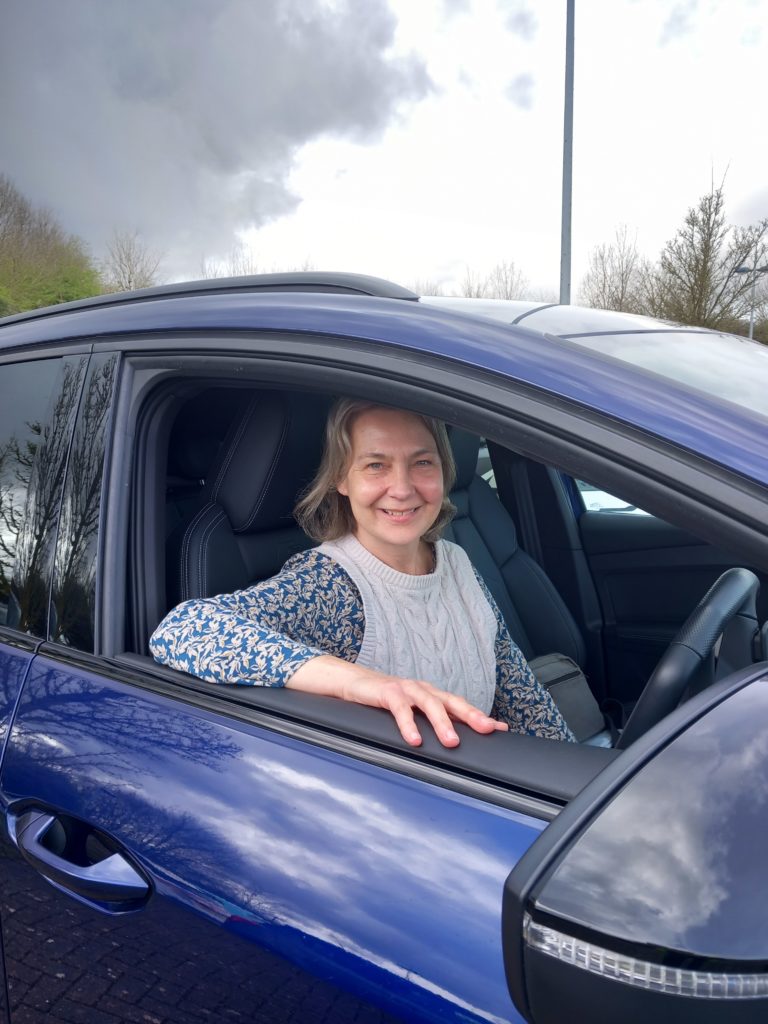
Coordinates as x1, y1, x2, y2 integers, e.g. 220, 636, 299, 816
318, 533, 497, 712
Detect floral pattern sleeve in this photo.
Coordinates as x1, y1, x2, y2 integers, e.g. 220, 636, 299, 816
149, 550, 364, 687
472, 569, 576, 742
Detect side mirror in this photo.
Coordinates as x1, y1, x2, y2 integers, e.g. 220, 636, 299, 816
502, 663, 768, 1024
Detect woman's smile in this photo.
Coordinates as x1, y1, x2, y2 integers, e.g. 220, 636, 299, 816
336, 407, 445, 572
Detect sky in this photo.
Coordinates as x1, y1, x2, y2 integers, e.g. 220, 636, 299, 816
2, 0, 766, 298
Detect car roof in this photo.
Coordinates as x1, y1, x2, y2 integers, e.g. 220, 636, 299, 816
1, 277, 766, 489
420, 295, 691, 336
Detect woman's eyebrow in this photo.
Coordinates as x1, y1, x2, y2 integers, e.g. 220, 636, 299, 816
356, 446, 437, 460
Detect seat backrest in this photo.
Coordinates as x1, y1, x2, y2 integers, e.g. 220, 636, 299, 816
170, 399, 585, 671
445, 429, 585, 667
172, 389, 329, 603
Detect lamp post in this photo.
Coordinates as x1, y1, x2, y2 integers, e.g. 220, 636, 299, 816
734, 259, 768, 340
560, 0, 575, 305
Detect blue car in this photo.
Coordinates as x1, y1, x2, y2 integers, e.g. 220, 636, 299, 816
0, 273, 767, 1024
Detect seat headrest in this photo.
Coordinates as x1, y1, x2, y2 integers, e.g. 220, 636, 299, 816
209, 391, 329, 533
449, 428, 481, 491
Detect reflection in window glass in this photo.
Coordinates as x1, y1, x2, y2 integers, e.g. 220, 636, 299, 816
576, 480, 649, 516
51, 353, 118, 650
0, 357, 87, 635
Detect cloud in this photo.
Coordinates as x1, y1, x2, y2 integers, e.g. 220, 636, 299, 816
0, 0, 431, 276
441, 0, 472, 14
505, 72, 535, 109
732, 187, 768, 227
659, 0, 699, 45
497, 1, 538, 40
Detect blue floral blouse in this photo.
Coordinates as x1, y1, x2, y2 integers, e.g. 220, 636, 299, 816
150, 548, 575, 742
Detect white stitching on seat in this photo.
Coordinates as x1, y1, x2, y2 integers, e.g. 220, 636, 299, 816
239, 411, 289, 532
180, 501, 215, 600
211, 397, 260, 500
198, 509, 226, 597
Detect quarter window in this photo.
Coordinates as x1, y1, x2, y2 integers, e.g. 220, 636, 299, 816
0, 356, 88, 636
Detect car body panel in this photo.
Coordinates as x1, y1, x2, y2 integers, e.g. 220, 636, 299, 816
532, 666, 768, 960
2, 293, 767, 488
1, 281, 767, 1022
0, 655, 546, 1023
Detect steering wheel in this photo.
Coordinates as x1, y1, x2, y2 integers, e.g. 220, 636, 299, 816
616, 567, 760, 749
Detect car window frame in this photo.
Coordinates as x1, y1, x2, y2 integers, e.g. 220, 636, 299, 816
81, 331, 768, 818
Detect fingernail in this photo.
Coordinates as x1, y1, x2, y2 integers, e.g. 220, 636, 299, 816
446, 730, 458, 742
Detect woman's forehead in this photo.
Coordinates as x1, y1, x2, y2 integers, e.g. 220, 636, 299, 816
349, 407, 435, 448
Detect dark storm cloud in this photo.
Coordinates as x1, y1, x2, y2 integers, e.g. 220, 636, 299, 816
0, 0, 431, 275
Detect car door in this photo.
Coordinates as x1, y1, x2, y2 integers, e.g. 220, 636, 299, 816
0, 350, 96, 1022
0, 345, 558, 1024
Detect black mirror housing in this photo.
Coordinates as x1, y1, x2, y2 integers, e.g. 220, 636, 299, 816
503, 663, 768, 1023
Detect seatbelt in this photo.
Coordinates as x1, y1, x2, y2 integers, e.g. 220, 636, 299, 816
490, 445, 545, 566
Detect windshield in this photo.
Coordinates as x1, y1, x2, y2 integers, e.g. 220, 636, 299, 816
563, 330, 768, 419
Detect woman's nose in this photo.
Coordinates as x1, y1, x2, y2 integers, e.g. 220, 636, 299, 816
387, 463, 415, 497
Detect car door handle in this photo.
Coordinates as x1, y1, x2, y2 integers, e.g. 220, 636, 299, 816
9, 810, 150, 904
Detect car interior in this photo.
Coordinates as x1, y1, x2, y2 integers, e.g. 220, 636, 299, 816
124, 375, 768, 811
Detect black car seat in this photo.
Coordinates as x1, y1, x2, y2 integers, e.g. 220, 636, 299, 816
444, 428, 609, 743
170, 389, 329, 605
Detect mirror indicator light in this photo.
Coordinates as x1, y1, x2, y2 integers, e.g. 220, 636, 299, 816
524, 915, 768, 1000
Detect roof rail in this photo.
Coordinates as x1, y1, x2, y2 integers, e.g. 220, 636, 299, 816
0, 272, 418, 327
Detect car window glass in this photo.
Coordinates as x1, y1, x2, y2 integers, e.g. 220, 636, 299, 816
477, 441, 497, 491
575, 479, 650, 515
0, 356, 88, 636
51, 353, 119, 651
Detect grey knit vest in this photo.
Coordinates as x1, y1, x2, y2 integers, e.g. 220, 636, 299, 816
318, 534, 497, 712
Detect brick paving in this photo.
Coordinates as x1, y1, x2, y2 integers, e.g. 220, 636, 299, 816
0, 849, 403, 1024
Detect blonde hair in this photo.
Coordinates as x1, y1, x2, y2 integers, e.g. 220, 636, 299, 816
295, 399, 456, 543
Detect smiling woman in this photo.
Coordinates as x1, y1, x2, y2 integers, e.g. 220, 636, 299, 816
149, 398, 574, 748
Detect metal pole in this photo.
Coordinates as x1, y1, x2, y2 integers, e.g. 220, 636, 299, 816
560, 0, 575, 305
748, 267, 757, 341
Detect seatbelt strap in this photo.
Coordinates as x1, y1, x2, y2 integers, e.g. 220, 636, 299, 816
491, 446, 545, 566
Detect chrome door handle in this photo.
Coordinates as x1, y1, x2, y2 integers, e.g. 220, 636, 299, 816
9, 810, 149, 904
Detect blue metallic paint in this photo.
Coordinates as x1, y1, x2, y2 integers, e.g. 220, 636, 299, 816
1, 293, 766, 487
0, 656, 545, 1022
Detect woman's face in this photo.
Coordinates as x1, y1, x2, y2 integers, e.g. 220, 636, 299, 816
336, 407, 444, 562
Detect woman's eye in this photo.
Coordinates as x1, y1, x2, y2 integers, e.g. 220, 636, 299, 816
415, 459, 434, 467
366, 462, 384, 471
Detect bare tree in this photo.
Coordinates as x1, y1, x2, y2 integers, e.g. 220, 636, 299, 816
459, 266, 488, 298
645, 185, 768, 328
578, 226, 643, 312
486, 259, 529, 299
198, 244, 315, 280
102, 229, 163, 292
407, 278, 445, 296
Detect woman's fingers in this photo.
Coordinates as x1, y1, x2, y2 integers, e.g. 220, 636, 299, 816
382, 680, 506, 747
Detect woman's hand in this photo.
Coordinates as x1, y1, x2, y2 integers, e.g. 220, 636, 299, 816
287, 655, 508, 747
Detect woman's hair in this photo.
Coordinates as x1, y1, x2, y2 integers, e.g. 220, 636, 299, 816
295, 399, 457, 543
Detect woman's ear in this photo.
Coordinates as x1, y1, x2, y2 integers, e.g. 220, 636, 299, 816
336, 476, 349, 497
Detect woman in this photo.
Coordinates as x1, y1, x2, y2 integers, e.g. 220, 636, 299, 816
150, 400, 574, 746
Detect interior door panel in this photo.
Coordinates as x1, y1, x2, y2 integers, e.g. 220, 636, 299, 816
578, 511, 768, 705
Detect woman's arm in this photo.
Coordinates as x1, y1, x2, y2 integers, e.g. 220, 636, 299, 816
472, 570, 576, 742
151, 549, 504, 747
150, 550, 362, 686
288, 655, 507, 748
